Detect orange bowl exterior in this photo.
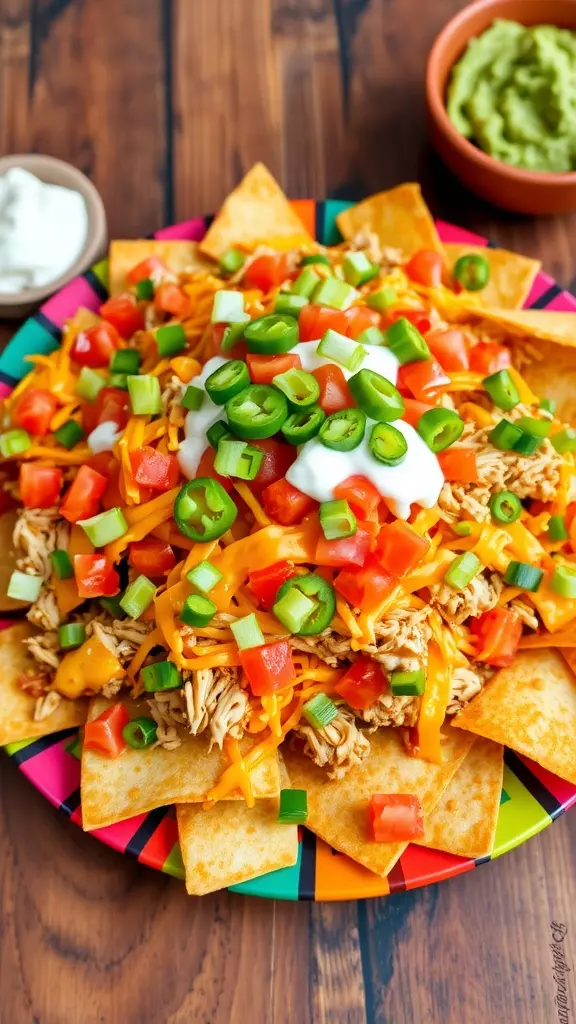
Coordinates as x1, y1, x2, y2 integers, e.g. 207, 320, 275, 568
426, 0, 576, 214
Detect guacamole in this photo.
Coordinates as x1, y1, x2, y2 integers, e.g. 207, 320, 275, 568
447, 19, 576, 173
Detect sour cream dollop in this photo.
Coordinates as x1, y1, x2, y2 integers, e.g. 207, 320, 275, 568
178, 356, 228, 479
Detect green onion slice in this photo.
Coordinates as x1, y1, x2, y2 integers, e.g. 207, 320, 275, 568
58, 622, 86, 650
273, 368, 320, 408
389, 668, 426, 696
181, 385, 204, 411
7, 570, 42, 602
416, 408, 464, 453
342, 252, 379, 287
186, 560, 223, 594
122, 716, 158, 749
211, 290, 248, 324
219, 248, 246, 276
348, 368, 404, 422
291, 267, 320, 298
127, 374, 162, 415
444, 552, 482, 590
302, 693, 338, 728
312, 278, 358, 310
50, 549, 74, 580
54, 420, 85, 449
75, 367, 106, 402
277, 788, 308, 824
548, 515, 569, 542
503, 561, 543, 592
550, 564, 576, 599
156, 323, 187, 358
319, 499, 357, 540
78, 507, 128, 547
384, 317, 430, 363
119, 575, 156, 619
482, 369, 520, 411
180, 593, 217, 627
214, 438, 264, 480
110, 348, 141, 374
230, 613, 265, 650
317, 329, 366, 372
489, 490, 522, 524
141, 661, 182, 692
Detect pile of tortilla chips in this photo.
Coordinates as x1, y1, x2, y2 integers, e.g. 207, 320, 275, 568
2, 163, 576, 897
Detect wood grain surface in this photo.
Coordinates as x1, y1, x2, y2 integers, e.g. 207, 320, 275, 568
1, 1, 575, 1021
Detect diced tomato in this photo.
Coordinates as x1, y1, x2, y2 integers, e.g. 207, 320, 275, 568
298, 305, 348, 343
154, 282, 191, 318
313, 364, 354, 414
248, 560, 297, 610
71, 322, 120, 368
334, 556, 396, 611
83, 703, 130, 758
470, 608, 522, 668
426, 328, 469, 372
128, 539, 176, 576
261, 478, 316, 525
240, 639, 295, 696
343, 306, 381, 340
469, 341, 511, 375
246, 352, 302, 385
209, 324, 248, 361
369, 794, 425, 842
437, 447, 479, 484
98, 459, 124, 510
567, 502, 576, 531
127, 256, 166, 285
376, 520, 430, 577
129, 446, 180, 492
335, 657, 388, 710
385, 308, 431, 335
73, 554, 120, 598
244, 254, 289, 293
196, 447, 234, 493
13, 388, 58, 438
405, 249, 444, 287
401, 398, 434, 428
82, 386, 130, 435
19, 464, 63, 509
334, 475, 381, 520
99, 294, 144, 340
60, 465, 107, 523
397, 358, 450, 402
249, 438, 297, 492
315, 523, 374, 568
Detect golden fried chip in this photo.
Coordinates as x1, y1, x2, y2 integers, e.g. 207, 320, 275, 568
336, 183, 444, 260
452, 649, 576, 785
0, 622, 87, 745
108, 240, 214, 295
416, 737, 503, 859
199, 163, 312, 259
445, 244, 540, 309
516, 338, 576, 427
81, 697, 281, 830
473, 307, 576, 347
0, 510, 29, 613
282, 727, 473, 878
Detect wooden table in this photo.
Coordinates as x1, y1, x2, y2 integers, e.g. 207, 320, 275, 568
1, 2, 575, 1021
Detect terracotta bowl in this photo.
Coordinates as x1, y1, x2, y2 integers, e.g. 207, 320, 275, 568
0, 153, 107, 319
426, 0, 576, 215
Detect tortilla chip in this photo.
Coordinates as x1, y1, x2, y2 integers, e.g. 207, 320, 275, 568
444, 244, 540, 309
81, 696, 281, 830
336, 183, 444, 260
176, 762, 297, 894
0, 510, 29, 613
452, 649, 576, 785
0, 622, 87, 745
515, 339, 576, 427
282, 727, 474, 878
108, 240, 214, 295
473, 307, 576, 347
199, 163, 312, 259
416, 738, 503, 859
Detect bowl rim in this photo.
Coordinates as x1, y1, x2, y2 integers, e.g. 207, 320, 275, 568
426, 0, 576, 187
0, 153, 107, 308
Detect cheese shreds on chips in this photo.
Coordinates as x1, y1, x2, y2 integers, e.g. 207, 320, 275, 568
444, 243, 541, 309
0, 622, 87, 745
336, 183, 444, 260
417, 738, 503, 859
81, 697, 281, 831
472, 308, 576, 347
514, 339, 576, 427
109, 240, 215, 296
452, 650, 576, 785
283, 729, 474, 878
199, 163, 312, 259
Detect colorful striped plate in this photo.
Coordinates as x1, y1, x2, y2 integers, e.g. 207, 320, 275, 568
1, 200, 575, 900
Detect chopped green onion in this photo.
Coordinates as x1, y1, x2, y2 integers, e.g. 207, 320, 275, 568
181, 385, 204, 411
100, 593, 127, 618
319, 499, 357, 540
230, 613, 265, 650
452, 521, 472, 537
482, 369, 520, 411
281, 405, 326, 445
348, 369, 404, 422
179, 593, 217, 627
53, 420, 85, 449
302, 693, 338, 728
75, 367, 106, 402
205, 360, 250, 405
214, 438, 263, 480
513, 430, 543, 455
78, 507, 128, 546
291, 267, 320, 298
110, 373, 128, 390
58, 622, 86, 650
489, 490, 522, 524
50, 549, 74, 580
274, 292, 308, 317
503, 561, 543, 592
516, 416, 551, 439
122, 716, 158, 749
272, 368, 320, 408
135, 278, 154, 301
211, 290, 248, 324
369, 421, 407, 466
244, 314, 299, 355
444, 551, 482, 590
110, 348, 141, 374
7, 571, 42, 602
550, 564, 576, 599
127, 374, 162, 415
366, 286, 397, 312
66, 733, 83, 760
186, 560, 223, 594
300, 254, 331, 269
384, 317, 430, 363
489, 418, 523, 451
219, 248, 246, 276
389, 668, 426, 696
453, 253, 490, 291
156, 322, 187, 358
312, 277, 358, 310
319, 407, 366, 452
357, 326, 386, 347
273, 587, 317, 634
206, 421, 230, 450
0, 429, 32, 458
119, 574, 156, 618
220, 321, 248, 353
141, 661, 182, 692
317, 329, 366, 371
548, 515, 569, 542
278, 789, 308, 824
552, 429, 576, 455
342, 251, 379, 287
539, 398, 556, 414
416, 408, 464, 452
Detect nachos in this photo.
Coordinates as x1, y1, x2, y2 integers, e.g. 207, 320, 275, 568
1, 166, 576, 892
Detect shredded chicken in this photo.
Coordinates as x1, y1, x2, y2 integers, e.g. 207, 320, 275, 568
446, 662, 493, 716
27, 588, 61, 631
356, 693, 419, 729
17, 668, 51, 699
147, 666, 249, 751
34, 690, 62, 722
24, 630, 60, 671
295, 707, 371, 780
102, 678, 124, 698
361, 606, 432, 674
86, 617, 152, 663
147, 691, 183, 750
430, 571, 502, 628
13, 507, 69, 580
161, 374, 186, 416
509, 597, 539, 630
290, 628, 355, 668
349, 229, 404, 268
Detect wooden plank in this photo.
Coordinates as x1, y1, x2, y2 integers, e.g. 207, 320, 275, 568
0, 0, 31, 154
272, 901, 313, 1024
310, 902, 367, 1024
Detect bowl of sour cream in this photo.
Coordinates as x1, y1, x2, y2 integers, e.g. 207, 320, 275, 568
0, 153, 107, 318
